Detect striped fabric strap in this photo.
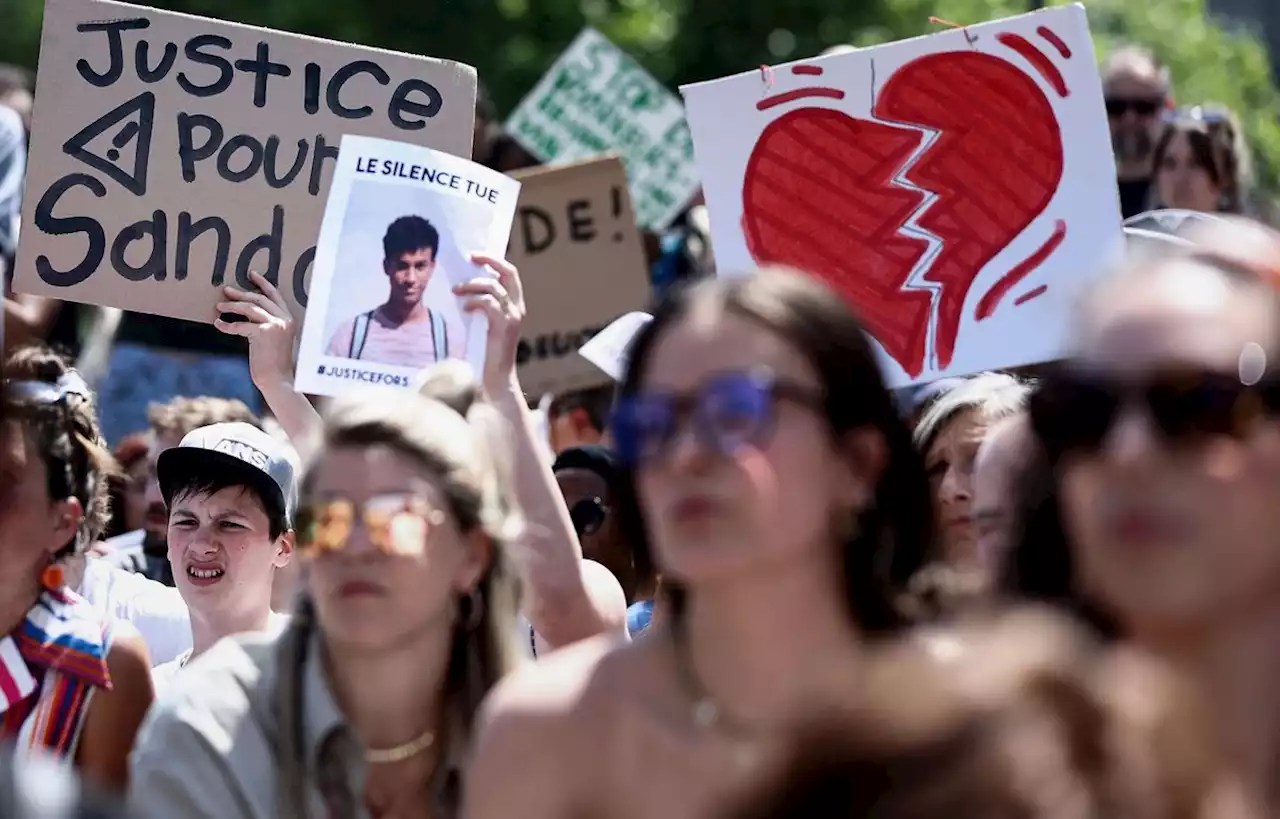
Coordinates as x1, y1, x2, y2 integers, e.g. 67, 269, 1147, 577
0, 637, 37, 711
3, 588, 113, 759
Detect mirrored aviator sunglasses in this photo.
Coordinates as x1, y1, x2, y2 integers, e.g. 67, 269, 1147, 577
297, 493, 446, 558
1029, 366, 1280, 459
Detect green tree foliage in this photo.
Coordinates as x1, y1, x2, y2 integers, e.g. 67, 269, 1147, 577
0, 0, 1276, 190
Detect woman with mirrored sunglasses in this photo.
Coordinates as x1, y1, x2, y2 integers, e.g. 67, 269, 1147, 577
463, 267, 937, 819
128, 367, 524, 819
1002, 216, 1280, 815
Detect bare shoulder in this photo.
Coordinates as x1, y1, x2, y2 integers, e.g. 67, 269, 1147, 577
79, 623, 154, 791
465, 634, 642, 819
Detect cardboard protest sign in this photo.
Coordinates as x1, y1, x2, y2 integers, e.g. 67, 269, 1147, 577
681, 4, 1122, 387
294, 136, 519, 398
509, 156, 650, 396
15, 0, 476, 324
505, 29, 697, 230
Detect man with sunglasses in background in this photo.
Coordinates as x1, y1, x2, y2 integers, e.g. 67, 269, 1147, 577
1102, 45, 1173, 219
150, 422, 295, 695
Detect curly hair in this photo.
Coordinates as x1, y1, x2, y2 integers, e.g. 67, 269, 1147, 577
2, 344, 117, 555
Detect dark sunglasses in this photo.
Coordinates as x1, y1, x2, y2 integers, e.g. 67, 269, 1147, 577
569, 497, 608, 537
611, 369, 824, 467
1105, 97, 1161, 118
1030, 367, 1280, 458
296, 493, 446, 557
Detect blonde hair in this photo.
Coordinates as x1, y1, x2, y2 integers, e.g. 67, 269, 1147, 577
276, 364, 523, 818
912, 372, 1032, 456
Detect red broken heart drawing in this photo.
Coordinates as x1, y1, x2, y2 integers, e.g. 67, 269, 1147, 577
742, 48, 1065, 378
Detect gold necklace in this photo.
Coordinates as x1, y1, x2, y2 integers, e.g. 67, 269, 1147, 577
671, 619, 760, 769
365, 728, 435, 765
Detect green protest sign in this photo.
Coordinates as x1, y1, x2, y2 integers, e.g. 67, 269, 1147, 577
505, 28, 697, 229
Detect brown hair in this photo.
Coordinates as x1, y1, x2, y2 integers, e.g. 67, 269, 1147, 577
2, 344, 116, 554
276, 362, 522, 818
721, 609, 1225, 819
1152, 109, 1250, 214
147, 396, 260, 441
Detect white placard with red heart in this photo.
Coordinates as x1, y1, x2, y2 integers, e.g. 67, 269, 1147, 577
680, 4, 1122, 387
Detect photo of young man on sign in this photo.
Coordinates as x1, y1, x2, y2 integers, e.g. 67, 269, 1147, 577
294, 136, 519, 399
325, 214, 463, 368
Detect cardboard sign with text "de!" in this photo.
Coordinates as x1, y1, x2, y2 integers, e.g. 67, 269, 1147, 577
509, 156, 650, 397
504, 28, 697, 231
15, 0, 476, 324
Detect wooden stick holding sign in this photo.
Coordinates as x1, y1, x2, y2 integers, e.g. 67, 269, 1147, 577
507, 156, 651, 397
14, 0, 477, 325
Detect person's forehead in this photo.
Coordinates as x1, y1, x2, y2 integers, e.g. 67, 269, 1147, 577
1080, 264, 1273, 372
173, 484, 266, 515
643, 303, 818, 392
1104, 68, 1164, 97
931, 409, 989, 454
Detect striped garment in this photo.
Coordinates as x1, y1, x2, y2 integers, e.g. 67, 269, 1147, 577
325, 307, 463, 369
0, 587, 113, 760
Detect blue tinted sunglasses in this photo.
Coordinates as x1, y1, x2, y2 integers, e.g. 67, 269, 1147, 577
611, 370, 824, 466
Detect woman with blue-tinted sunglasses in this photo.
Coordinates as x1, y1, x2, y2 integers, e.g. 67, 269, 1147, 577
464, 267, 938, 819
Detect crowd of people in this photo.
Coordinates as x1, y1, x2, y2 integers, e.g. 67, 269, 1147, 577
0, 27, 1275, 819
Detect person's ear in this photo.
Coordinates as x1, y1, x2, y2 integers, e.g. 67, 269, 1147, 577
830, 428, 888, 512
274, 530, 296, 568
49, 497, 84, 556
570, 408, 599, 439
456, 529, 493, 593
383, 258, 394, 276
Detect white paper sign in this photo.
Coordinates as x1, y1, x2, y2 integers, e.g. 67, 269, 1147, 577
578, 310, 652, 382
295, 135, 520, 398
681, 4, 1122, 387
505, 28, 698, 230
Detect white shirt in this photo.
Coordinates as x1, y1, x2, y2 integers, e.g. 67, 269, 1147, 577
151, 613, 291, 699
76, 556, 192, 666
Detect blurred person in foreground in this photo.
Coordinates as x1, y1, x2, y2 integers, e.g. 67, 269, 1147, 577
1006, 216, 1280, 815
0, 743, 133, 819
130, 367, 525, 819
720, 608, 1237, 819
1151, 106, 1251, 215
463, 268, 937, 819
217, 259, 628, 654
1103, 46, 1173, 219
0, 346, 153, 790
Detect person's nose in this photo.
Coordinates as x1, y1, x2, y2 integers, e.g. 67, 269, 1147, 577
664, 416, 715, 474
939, 464, 972, 505
184, 528, 219, 557
1099, 404, 1160, 470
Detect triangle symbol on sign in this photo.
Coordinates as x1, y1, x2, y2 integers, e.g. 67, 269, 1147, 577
62, 92, 155, 196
